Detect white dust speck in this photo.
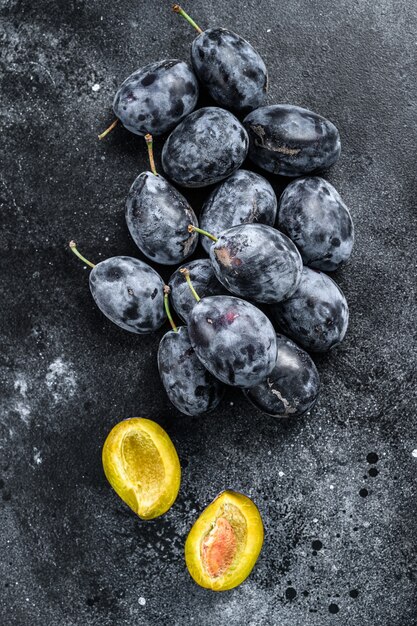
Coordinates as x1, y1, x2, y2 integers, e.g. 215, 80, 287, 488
412, 449, 417, 458
267, 450, 271, 456
230, 402, 234, 406
105, 236, 109, 241
267, 28, 271, 32
138, 597, 146, 606
45, 357, 77, 402
313, 518, 318, 523
278, 471, 284, 477
92, 83, 100, 92
13, 375, 31, 423
33, 448, 42, 465
330, 484, 334, 490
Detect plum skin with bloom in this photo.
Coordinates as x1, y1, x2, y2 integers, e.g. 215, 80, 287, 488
188, 295, 277, 387
243, 334, 320, 417
158, 325, 224, 416
89, 256, 166, 334
113, 59, 199, 136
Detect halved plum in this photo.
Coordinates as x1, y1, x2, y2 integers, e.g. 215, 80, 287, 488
185, 490, 264, 591
102, 418, 181, 520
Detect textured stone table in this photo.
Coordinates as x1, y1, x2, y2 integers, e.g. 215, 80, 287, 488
1, 1, 416, 624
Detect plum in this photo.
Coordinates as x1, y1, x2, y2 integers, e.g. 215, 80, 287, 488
161, 107, 248, 188
243, 105, 341, 177
243, 334, 320, 417
158, 324, 224, 416
278, 177, 354, 271
193, 223, 302, 304
173, 5, 267, 114
112, 59, 199, 136
69, 243, 166, 334
168, 259, 226, 323
270, 267, 349, 352
187, 294, 277, 387
126, 136, 198, 265
200, 170, 277, 254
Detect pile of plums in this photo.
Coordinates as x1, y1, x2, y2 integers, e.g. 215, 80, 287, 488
71, 4, 354, 420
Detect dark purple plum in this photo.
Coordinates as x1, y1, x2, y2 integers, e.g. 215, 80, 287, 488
112, 59, 199, 136
243, 105, 341, 177
174, 5, 267, 113
158, 325, 224, 416
168, 259, 226, 323
200, 170, 277, 254
270, 267, 349, 352
69, 243, 166, 334
161, 107, 248, 188
278, 177, 354, 271
188, 295, 277, 387
243, 334, 320, 418
126, 148, 199, 265
200, 223, 302, 304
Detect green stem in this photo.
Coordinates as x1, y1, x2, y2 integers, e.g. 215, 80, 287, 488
69, 241, 96, 269
188, 224, 218, 242
98, 118, 119, 140
145, 134, 158, 176
179, 268, 201, 302
172, 4, 203, 33
164, 286, 178, 332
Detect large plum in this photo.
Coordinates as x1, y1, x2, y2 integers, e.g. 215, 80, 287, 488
243, 105, 341, 177
243, 334, 320, 418
270, 267, 349, 352
188, 295, 277, 387
203, 223, 302, 304
158, 325, 224, 416
200, 170, 277, 254
112, 59, 199, 136
168, 259, 226, 323
278, 177, 354, 271
173, 4, 267, 113
126, 170, 198, 265
69, 243, 166, 334
161, 107, 249, 188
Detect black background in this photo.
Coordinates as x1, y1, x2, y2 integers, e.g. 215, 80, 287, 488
1, 0, 417, 624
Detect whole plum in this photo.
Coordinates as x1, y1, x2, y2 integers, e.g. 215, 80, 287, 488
158, 325, 224, 416
205, 223, 302, 304
126, 169, 198, 266
188, 295, 277, 387
113, 59, 199, 136
243, 334, 320, 418
161, 107, 248, 188
278, 177, 354, 271
200, 170, 277, 254
168, 259, 226, 323
270, 267, 349, 352
243, 105, 341, 177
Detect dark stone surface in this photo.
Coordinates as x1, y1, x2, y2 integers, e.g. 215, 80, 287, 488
0, 1, 416, 625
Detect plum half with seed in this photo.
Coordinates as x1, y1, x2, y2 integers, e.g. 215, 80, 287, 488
193, 223, 302, 304
161, 107, 248, 188
278, 177, 354, 271
200, 170, 277, 254
243, 334, 320, 417
168, 259, 226, 323
112, 59, 199, 136
187, 294, 277, 387
69, 243, 166, 334
270, 267, 349, 352
243, 105, 341, 177
126, 135, 198, 265
173, 4, 267, 114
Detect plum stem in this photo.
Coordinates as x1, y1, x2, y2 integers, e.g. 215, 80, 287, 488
163, 286, 178, 332
145, 134, 158, 176
172, 4, 203, 33
188, 224, 218, 242
179, 268, 201, 302
69, 241, 96, 269
98, 118, 119, 140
